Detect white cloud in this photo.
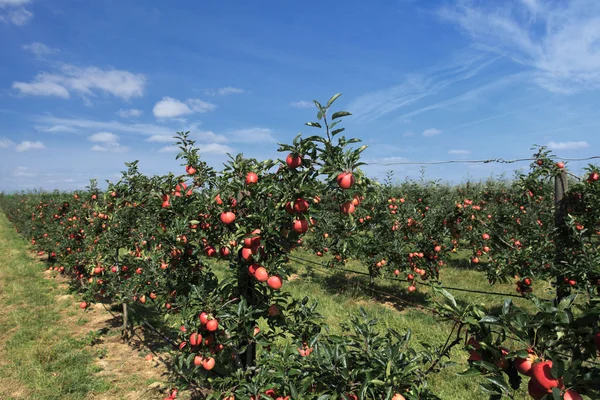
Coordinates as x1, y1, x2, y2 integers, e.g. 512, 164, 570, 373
153, 97, 216, 118
547, 141, 589, 151
422, 128, 442, 137
12, 75, 70, 98
158, 143, 232, 155
228, 128, 275, 143
438, 0, 600, 93
0, 0, 31, 6
448, 149, 471, 155
89, 132, 119, 143
290, 100, 314, 108
0, 0, 32, 26
13, 65, 146, 100
88, 132, 128, 152
16, 141, 45, 152
349, 52, 498, 122
153, 97, 191, 118
22, 42, 58, 56
147, 130, 227, 144
0, 137, 14, 148
35, 125, 79, 133
36, 116, 176, 137
187, 98, 217, 113
204, 87, 243, 96
13, 166, 36, 177
117, 108, 142, 118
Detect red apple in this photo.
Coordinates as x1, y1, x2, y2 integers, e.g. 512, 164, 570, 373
286, 153, 303, 169
267, 275, 282, 290
531, 361, 563, 391
336, 171, 355, 189
245, 172, 258, 185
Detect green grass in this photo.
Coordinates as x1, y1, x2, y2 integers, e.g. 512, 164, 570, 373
0, 212, 111, 400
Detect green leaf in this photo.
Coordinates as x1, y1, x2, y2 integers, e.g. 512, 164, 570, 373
326, 93, 342, 108
331, 111, 352, 120
479, 316, 500, 324
551, 357, 564, 379
305, 122, 322, 128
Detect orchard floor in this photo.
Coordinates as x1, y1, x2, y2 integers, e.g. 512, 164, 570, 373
0, 208, 549, 399
0, 212, 191, 400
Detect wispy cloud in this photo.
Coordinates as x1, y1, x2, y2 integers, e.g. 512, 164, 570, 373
0, 0, 32, 26
204, 87, 243, 96
89, 132, 129, 152
147, 130, 227, 144
228, 128, 276, 143
153, 97, 216, 118
36, 116, 179, 137
22, 42, 59, 57
422, 128, 442, 137
13, 166, 36, 178
402, 132, 415, 137
12, 64, 147, 100
0, 137, 14, 148
448, 149, 471, 155
290, 100, 314, 108
547, 141, 589, 151
158, 143, 232, 155
117, 108, 142, 118
16, 140, 45, 152
438, 0, 600, 93
349, 52, 499, 122
392, 72, 525, 123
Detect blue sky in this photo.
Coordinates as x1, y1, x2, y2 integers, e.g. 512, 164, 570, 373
1, 0, 600, 191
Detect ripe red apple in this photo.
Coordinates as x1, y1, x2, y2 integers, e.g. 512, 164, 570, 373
482, 233, 490, 240
204, 246, 217, 257
556, 162, 565, 169
267, 275, 282, 290
194, 355, 203, 366
467, 337, 482, 361
528, 378, 549, 400
515, 351, 537, 376
337, 171, 355, 189
340, 201, 356, 215
254, 267, 269, 282
392, 394, 406, 400
186, 165, 197, 175
220, 211, 236, 225
563, 389, 583, 400
408, 285, 416, 292
286, 153, 303, 169
199, 312, 209, 325
248, 263, 260, 276
587, 172, 599, 182
206, 319, 219, 332
267, 304, 280, 316
531, 361, 563, 391
79, 301, 88, 309
293, 198, 309, 213
219, 247, 231, 258
245, 172, 258, 185
189, 332, 202, 346
240, 247, 254, 261
202, 357, 215, 370
292, 218, 309, 234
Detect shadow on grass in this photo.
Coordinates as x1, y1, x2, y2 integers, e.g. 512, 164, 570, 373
301, 267, 432, 313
